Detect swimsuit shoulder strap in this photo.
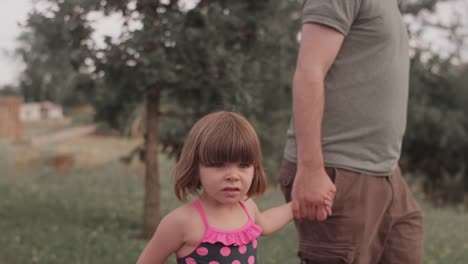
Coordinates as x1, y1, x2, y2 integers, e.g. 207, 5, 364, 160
193, 200, 209, 228
239, 200, 254, 222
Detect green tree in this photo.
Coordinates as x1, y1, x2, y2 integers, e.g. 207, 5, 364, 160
19, 0, 467, 237
402, 51, 467, 204
89, 0, 301, 237
399, 0, 468, 205
0, 85, 20, 96
16, 1, 95, 106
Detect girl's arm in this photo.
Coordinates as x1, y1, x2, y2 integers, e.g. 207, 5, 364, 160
136, 211, 185, 264
246, 199, 293, 236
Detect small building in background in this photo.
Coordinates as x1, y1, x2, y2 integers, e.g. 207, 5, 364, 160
19, 102, 41, 121
20, 101, 64, 121
0, 96, 23, 140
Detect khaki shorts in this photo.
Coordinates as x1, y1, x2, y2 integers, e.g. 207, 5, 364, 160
278, 159, 423, 264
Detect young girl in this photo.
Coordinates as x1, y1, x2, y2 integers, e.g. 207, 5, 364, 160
137, 111, 329, 264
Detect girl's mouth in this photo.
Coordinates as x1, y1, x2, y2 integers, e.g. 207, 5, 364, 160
222, 187, 240, 193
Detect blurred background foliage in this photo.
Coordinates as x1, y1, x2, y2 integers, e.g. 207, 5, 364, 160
1, 0, 467, 208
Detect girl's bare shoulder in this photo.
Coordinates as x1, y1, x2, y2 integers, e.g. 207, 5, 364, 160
242, 198, 259, 220
165, 201, 205, 246
166, 202, 200, 221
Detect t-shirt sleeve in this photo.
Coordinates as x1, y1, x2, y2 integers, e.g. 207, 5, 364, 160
302, 0, 362, 36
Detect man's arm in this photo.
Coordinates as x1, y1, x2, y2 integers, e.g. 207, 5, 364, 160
291, 23, 344, 221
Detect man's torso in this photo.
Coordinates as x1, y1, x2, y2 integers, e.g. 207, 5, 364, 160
285, 0, 410, 175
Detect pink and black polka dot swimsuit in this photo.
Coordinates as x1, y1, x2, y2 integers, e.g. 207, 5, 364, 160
177, 200, 262, 264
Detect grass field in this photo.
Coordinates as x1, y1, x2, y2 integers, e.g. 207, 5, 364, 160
0, 136, 467, 264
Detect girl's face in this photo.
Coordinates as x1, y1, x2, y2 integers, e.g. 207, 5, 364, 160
199, 161, 254, 205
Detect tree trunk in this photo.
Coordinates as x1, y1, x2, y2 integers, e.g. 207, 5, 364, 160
143, 87, 160, 238
465, 193, 468, 211
465, 172, 468, 210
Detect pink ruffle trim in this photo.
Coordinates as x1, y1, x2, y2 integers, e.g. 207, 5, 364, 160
201, 222, 263, 246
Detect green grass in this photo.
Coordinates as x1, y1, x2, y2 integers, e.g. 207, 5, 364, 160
423, 207, 468, 264
0, 138, 467, 264
0, 161, 144, 264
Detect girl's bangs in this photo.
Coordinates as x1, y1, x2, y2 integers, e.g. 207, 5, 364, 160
198, 125, 258, 166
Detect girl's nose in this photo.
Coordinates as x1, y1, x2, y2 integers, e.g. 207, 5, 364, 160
225, 167, 240, 181
226, 173, 240, 181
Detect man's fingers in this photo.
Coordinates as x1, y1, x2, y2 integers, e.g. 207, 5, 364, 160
307, 204, 317, 221
316, 206, 328, 221
325, 204, 332, 216
300, 200, 310, 220
292, 201, 302, 221
294, 199, 332, 221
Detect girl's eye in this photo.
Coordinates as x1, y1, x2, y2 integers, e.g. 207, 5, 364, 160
240, 162, 251, 168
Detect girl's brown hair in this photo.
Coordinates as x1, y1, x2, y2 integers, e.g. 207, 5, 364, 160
174, 111, 267, 201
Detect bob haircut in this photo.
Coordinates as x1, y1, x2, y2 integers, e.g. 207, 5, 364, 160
174, 111, 267, 201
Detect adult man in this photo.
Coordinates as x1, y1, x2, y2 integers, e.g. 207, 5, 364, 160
279, 0, 424, 263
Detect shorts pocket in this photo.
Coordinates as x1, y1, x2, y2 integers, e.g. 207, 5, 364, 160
299, 241, 356, 264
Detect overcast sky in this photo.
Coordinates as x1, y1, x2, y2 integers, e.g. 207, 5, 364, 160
0, 0, 30, 86
0, 0, 466, 87
0, 0, 125, 86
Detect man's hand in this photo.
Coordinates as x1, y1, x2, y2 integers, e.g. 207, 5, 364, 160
291, 167, 336, 222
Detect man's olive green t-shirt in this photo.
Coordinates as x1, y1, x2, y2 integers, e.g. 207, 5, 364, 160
284, 0, 409, 175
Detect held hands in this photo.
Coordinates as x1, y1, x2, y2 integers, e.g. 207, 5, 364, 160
291, 167, 336, 222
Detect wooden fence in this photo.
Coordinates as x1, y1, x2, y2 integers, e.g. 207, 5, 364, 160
0, 96, 22, 140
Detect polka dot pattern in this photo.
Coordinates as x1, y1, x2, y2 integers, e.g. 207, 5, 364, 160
185, 257, 196, 264
196, 247, 208, 256
220, 246, 231, 257
238, 245, 247, 254
177, 241, 257, 264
